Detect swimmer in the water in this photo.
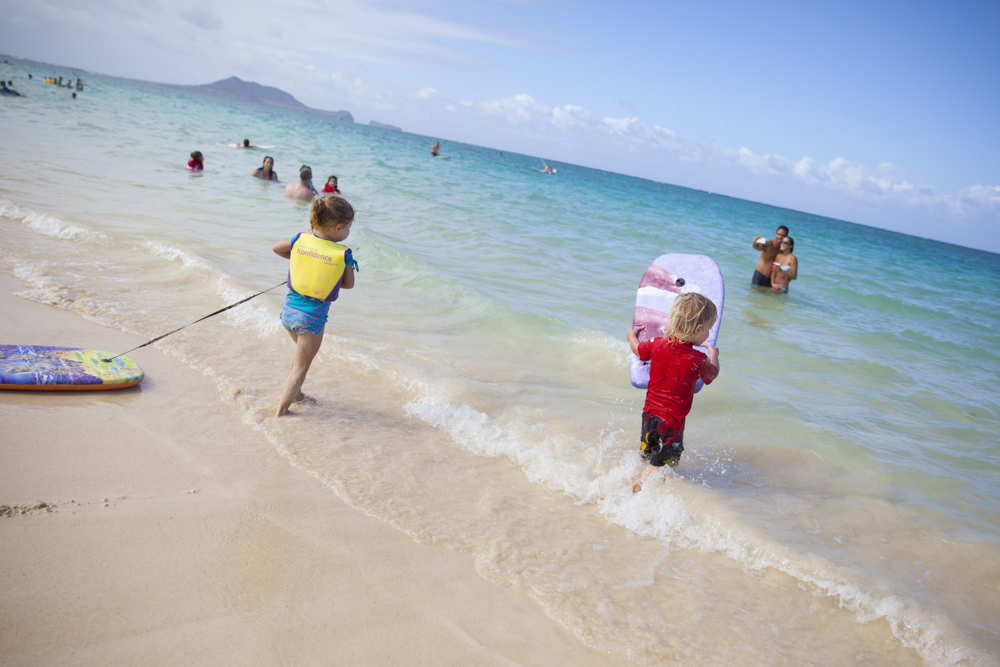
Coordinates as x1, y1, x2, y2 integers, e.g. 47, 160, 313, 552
532, 160, 557, 174
285, 165, 318, 201
187, 151, 204, 171
1, 81, 23, 96
252, 156, 279, 181
322, 175, 340, 193
241, 138, 257, 148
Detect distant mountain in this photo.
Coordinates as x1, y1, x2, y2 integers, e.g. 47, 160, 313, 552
174, 76, 353, 122
369, 120, 402, 132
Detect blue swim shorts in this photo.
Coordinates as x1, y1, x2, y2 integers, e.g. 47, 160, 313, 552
280, 290, 331, 335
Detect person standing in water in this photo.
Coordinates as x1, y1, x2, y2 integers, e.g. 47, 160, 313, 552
271, 196, 358, 416
187, 151, 204, 170
430, 141, 442, 156
285, 165, 317, 201
626, 293, 720, 492
252, 156, 279, 181
322, 175, 340, 193
751, 226, 788, 288
770, 236, 798, 293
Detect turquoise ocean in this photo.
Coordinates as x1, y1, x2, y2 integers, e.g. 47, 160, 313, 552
2, 58, 999, 665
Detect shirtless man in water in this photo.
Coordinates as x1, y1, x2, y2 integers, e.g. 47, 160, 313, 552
285, 165, 317, 201
751, 226, 788, 288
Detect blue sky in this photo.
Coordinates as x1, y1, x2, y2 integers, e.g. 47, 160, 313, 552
3, 0, 998, 252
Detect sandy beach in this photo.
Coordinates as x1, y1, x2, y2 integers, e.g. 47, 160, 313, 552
0, 268, 630, 666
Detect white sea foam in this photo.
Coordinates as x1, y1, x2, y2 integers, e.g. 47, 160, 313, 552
215, 278, 285, 339
403, 384, 988, 665
1, 197, 91, 240
143, 240, 215, 272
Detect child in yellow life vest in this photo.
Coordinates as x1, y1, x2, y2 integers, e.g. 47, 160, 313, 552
271, 196, 358, 417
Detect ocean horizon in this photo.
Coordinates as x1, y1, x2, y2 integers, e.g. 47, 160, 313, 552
7, 53, 994, 257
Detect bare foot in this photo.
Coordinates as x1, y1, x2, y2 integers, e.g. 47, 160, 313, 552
631, 464, 656, 493
274, 406, 293, 417
293, 392, 316, 404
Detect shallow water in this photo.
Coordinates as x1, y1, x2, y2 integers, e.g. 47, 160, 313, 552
2, 58, 999, 665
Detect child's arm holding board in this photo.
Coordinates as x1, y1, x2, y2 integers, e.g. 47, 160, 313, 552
702, 343, 719, 371
627, 325, 645, 356
628, 324, 719, 371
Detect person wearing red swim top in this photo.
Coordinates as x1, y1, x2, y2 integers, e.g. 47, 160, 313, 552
626, 292, 720, 492
322, 175, 341, 193
187, 151, 204, 170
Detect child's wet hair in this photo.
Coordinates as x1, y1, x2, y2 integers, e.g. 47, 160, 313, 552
310, 195, 354, 230
667, 293, 717, 342
190, 151, 203, 159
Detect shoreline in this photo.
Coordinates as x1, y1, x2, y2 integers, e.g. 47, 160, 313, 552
0, 269, 629, 666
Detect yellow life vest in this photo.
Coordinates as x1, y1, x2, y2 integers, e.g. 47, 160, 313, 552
287, 232, 349, 302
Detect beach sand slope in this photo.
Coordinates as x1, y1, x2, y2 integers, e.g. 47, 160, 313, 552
0, 270, 629, 666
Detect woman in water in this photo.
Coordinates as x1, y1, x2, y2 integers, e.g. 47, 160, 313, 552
771, 237, 798, 293
252, 156, 279, 181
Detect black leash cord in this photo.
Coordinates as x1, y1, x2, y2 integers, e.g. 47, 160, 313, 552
101, 281, 286, 363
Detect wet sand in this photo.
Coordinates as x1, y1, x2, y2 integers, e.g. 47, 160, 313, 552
0, 269, 630, 666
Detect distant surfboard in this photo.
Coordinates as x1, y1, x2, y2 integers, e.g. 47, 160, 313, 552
0, 345, 144, 391
630, 254, 724, 392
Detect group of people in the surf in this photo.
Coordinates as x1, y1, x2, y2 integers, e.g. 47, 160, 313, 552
185, 145, 342, 203
0, 71, 85, 98
751, 225, 799, 293
279, 165, 341, 201
189, 129, 795, 495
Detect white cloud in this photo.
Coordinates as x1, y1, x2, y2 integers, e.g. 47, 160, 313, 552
479, 94, 547, 123
551, 105, 590, 130
177, 5, 222, 31
952, 184, 1000, 215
